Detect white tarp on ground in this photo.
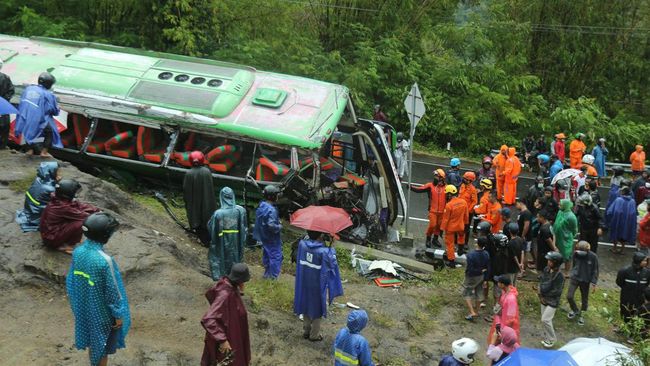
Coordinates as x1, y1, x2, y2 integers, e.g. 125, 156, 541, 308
559, 337, 641, 366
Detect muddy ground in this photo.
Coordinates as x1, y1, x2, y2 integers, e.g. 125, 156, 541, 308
0, 150, 627, 366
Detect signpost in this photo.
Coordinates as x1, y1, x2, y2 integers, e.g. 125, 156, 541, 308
403, 83, 425, 236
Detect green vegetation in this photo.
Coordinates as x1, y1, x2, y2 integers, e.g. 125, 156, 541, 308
8, 172, 36, 193
2, 0, 648, 159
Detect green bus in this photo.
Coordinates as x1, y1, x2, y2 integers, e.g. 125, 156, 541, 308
2, 34, 406, 241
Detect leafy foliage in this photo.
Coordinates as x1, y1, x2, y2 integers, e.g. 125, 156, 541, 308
1, 0, 648, 160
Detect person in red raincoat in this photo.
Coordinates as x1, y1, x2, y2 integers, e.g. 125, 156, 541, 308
201, 263, 251, 366
40, 179, 99, 254
487, 275, 520, 344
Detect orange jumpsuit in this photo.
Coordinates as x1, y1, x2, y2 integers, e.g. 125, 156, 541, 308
630, 145, 646, 173
584, 164, 598, 177
503, 147, 521, 205
569, 139, 586, 169
474, 191, 491, 215
483, 200, 503, 234
493, 145, 508, 200
440, 197, 469, 261
411, 183, 446, 236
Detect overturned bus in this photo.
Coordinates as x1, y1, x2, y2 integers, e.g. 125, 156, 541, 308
1, 34, 406, 242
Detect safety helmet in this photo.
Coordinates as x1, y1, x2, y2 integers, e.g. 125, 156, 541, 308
575, 132, 585, 139
500, 207, 511, 218
189, 151, 206, 166
445, 185, 458, 195
262, 185, 281, 200
463, 171, 476, 181
612, 165, 625, 175
477, 221, 492, 234
505, 222, 519, 236
452, 338, 479, 364
396, 132, 404, 142
537, 154, 550, 163
556, 179, 569, 190
482, 156, 492, 165
494, 233, 508, 247
450, 158, 461, 167
545, 251, 564, 266
535, 175, 545, 183
38, 72, 56, 90
55, 179, 82, 200
479, 179, 493, 190
620, 179, 632, 188
434, 169, 446, 179
82, 212, 119, 244
582, 154, 595, 165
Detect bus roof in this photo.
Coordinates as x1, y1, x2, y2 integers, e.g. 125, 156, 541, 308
0, 35, 349, 149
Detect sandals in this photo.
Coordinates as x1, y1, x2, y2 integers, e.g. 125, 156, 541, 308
609, 247, 624, 255
465, 314, 477, 322
308, 335, 323, 342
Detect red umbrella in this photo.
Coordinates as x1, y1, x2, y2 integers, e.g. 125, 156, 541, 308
290, 205, 353, 235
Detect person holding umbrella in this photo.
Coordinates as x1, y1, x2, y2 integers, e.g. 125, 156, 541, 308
0, 58, 15, 150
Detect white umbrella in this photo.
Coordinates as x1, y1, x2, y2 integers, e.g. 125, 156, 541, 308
559, 337, 641, 366
551, 168, 582, 186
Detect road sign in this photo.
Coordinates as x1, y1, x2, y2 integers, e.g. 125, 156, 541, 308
404, 83, 425, 133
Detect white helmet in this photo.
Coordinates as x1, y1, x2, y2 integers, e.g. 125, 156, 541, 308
582, 154, 595, 165
452, 338, 479, 364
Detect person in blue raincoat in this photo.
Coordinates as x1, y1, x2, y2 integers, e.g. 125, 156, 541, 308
66, 212, 131, 366
334, 310, 375, 366
591, 138, 608, 177
207, 187, 247, 280
607, 186, 638, 254
14, 72, 62, 157
15, 161, 60, 232
294, 230, 343, 341
549, 155, 564, 181
253, 185, 283, 279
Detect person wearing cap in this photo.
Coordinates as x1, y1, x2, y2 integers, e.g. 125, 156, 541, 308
40, 179, 99, 254
441, 184, 468, 267
552, 134, 566, 165
254, 185, 283, 279
0, 58, 15, 150
15, 161, 60, 232
591, 138, 608, 177
459, 172, 478, 246
201, 263, 251, 366
500, 207, 512, 227
14, 71, 61, 157
607, 186, 638, 255
486, 325, 519, 365
493, 145, 509, 201
207, 187, 247, 280
411, 169, 447, 248
487, 274, 520, 344
476, 156, 496, 189
575, 194, 603, 253
446, 158, 462, 189
394, 131, 409, 179
66, 213, 130, 366
566, 241, 599, 326
630, 145, 646, 176
294, 230, 343, 342
538, 251, 565, 348
183, 151, 216, 246
569, 133, 586, 169
553, 199, 578, 275
616, 253, 650, 326
503, 147, 521, 205
334, 310, 376, 366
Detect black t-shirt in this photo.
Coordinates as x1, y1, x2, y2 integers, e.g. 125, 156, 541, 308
517, 209, 533, 241
506, 237, 524, 273
536, 222, 554, 270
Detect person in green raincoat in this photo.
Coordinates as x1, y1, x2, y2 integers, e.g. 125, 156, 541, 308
553, 199, 578, 275
207, 187, 248, 280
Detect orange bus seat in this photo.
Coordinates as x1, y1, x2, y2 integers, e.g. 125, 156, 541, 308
279, 157, 335, 171
72, 115, 119, 154
206, 145, 240, 173
172, 133, 199, 167
105, 131, 136, 158
256, 156, 289, 181
136, 126, 166, 163
338, 172, 366, 187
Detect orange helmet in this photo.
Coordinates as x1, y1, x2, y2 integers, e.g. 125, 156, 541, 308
434, 169, 446, 179
463, 171, 476, 181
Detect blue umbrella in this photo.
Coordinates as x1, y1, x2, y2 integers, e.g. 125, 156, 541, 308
0, 97, 17, 115
496, 348, 579, 366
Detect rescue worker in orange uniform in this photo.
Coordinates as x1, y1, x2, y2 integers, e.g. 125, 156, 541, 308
440, 185, 468, 268
411, 169, 447, 248
473, 179, 494, 232
460, 172, 478, 248
493, 145, 509, 201
503, 147, 522, 205
630, 145, 646, 176
569, 133, 587, 169
478, 190, 502, 234
581, 154, 598, 178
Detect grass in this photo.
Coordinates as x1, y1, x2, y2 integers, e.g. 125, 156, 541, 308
245, 276, 294, 314
8, 172, 36, 193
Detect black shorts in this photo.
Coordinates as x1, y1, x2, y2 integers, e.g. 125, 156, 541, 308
104, 328, 119, 356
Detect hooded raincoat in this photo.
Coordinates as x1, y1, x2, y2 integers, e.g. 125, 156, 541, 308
66, 239, 131, 366
616, 253, 650, 321
553, 199, 578, 260
14, 85, 62, 147
569, 138, 586, 169
201, 277, 251, 366
607, 194, 638, 243
494, 145, 509, 200
293, 238, 343, 320
15, 162, 58, 232
488, 285, 520, 343
504, 147, 521, 205
334, 310, 374, 366
591, 144, 608, 177
40, 196, 99, 249
183, 165, 216, 244
208, 187, 247, 280
630, 145, 646, 173
253, 200, 282, 278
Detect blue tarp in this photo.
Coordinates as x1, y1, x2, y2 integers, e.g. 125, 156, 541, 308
495, 348, 579, 366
